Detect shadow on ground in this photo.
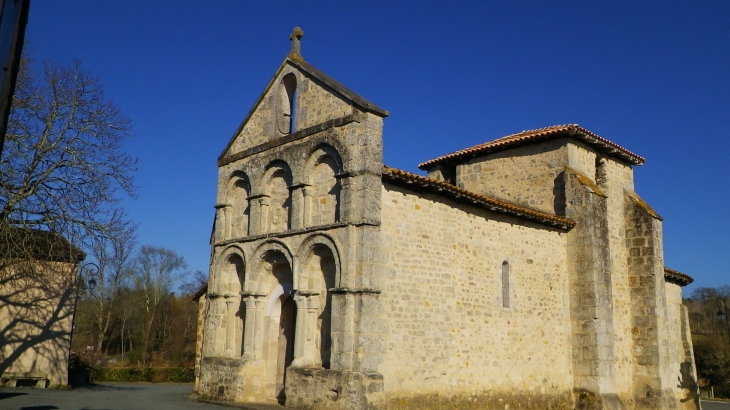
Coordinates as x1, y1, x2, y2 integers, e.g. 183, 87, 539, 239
71, 383, 144, 392
0, 391, 28, 400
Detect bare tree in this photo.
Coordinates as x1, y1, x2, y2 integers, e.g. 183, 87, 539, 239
132, 246, 186, 365
87, 225, 137, 354
178, 269, 208, 297
0, 56, 137, 252
0, 55, 137, 380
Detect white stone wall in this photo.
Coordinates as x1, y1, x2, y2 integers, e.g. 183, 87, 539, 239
377, 183, 573, 398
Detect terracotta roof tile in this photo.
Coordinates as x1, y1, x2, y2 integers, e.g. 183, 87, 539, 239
419, 124, 645, 169
382, 166, 575, 230
663, 267, 694, 287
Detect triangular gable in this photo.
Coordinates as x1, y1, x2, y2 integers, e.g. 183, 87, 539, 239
218, 56, 388, 162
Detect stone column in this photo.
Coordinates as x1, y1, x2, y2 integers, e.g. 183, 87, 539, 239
306, 294, 321, 366
225, 299, 236, 354
290, 290, 320, 368
301, 186, 312, 227
292, 292, 308, 365
335, 173, 351, 222
201, 295, 220, 357
258, 197, 269, 234
247, 195, 261, 235
213, 204, 228, 242
241, 292, 266, 360
289, 184, 307, 230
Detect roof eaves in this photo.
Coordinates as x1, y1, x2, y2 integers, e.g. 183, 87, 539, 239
418, 124, 645, 170
626, 191, 662, 220
191, 283, 208, 302
382, 166, 575, 230
663, 267, 694, 286
288, 58, 389, 117
218, 59, 289, 162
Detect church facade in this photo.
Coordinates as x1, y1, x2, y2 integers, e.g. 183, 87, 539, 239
194, 29, 699, 409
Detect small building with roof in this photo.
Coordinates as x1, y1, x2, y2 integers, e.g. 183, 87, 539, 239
194, 28, 699, 409
0, 226, 85, 388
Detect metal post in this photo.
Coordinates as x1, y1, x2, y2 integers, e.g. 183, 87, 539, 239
717, 296, 730, 341
68, 262, 101, 369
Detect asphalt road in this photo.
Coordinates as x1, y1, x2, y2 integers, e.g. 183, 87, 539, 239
703, 400, 730, 410
0, 383, 284, 410
1, 385, 725, 410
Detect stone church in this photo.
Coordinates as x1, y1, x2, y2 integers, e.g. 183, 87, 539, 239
194, 28, 699, 409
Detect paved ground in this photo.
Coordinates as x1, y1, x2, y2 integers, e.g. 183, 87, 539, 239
0, 383, 284, 410
703, 400, 730, 410
1, 385, 725, 410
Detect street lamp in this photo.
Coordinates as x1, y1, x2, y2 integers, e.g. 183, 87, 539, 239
718, 296, 730, 341
79, 262, 100, 291
68, 261, 101, 373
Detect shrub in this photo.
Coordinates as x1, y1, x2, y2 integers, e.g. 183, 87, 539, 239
90, 367, 194, 383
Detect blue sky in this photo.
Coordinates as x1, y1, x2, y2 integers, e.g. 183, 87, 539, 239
25, 1, 729, 294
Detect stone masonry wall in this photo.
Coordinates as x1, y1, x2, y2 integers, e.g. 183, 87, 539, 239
456, 138, 570, 214
625, 194, 676, 408
226, 60, 353, 156
664, 283, 700, 408
202, 52, 388, 405
194, 293, 207, 392
376, 183, 574, 408
598, 153, 636, 397
567, 141, 638, 398
563, 167, 624, 408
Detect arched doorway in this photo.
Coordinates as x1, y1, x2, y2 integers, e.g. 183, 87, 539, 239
256, 248, 296, 403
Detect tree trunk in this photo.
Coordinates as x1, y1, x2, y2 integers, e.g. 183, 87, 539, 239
97, 298, 114, 354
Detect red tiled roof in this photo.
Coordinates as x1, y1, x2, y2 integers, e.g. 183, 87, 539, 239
663, 267, 694, 287
382, 166, 575, 230
419, 124, 645, 169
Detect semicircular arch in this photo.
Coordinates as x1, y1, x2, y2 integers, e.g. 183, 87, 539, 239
224, 172, 251, 238
295, 233, 342, 290
214, 245, 246, 294
248, 240, 296, 292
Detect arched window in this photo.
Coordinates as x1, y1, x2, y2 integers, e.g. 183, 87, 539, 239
595, 156, 607, 186
304, 146, 343, 227
302, 244, 337, 369
214, 252, 245, 357
265, 164, 292, 233
276, 73, 297, 135
227, 172, 250, 239
310, 156, 341, 226
501, 261, 510, 308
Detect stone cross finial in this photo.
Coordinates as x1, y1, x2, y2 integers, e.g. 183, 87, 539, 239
289, 27, 304, 59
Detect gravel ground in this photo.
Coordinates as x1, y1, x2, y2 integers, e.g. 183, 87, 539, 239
0, 383, 284, 410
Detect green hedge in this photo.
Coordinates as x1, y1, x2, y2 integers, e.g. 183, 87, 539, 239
90, 367, 194, 383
